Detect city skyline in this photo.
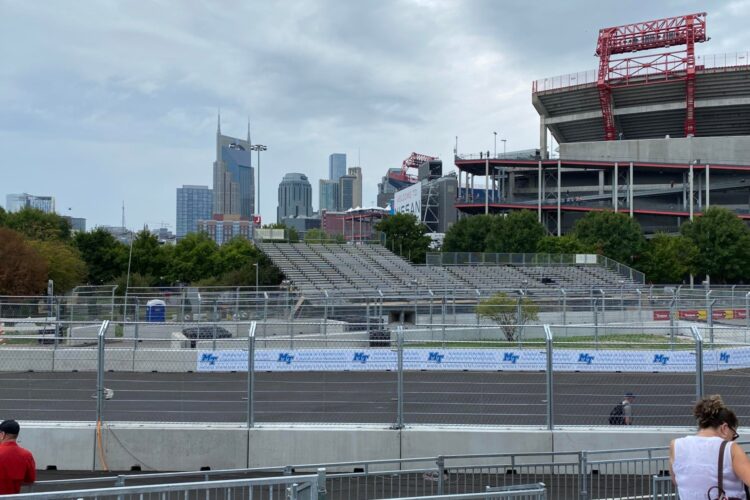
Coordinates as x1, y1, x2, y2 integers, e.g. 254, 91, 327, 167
2, 1, 748, 230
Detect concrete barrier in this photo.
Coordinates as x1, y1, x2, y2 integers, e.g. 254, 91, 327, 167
18, 422, 696, 472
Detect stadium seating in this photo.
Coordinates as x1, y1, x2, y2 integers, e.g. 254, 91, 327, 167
257, 243, 636, 295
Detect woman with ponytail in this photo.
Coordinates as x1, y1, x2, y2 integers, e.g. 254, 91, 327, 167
670, 395, 750, 500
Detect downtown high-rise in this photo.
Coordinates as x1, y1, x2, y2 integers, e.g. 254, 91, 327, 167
176, 185, 213, 239
213, 115, 254, 218
328, 153, 346, 182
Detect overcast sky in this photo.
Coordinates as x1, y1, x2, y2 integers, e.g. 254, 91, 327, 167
1, 0, 748, 231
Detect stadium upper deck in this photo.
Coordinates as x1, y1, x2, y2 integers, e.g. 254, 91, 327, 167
533, 54, 750, 145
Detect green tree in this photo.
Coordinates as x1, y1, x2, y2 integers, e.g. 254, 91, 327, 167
215, 237, 257, 275
2, 207, 71, 241
639, 234, 698, 284
536, 235, 594, 254
442, 215, 494, 252
375, 213, 431, 263
681, 207, 750, 283
73, 228, 128, 284
476, 292, 539, 342
168, 232, 219, 283
0, 228, 48, 295
485, 211, 546, 253
130, 230, 170, 285
573, 211, 645, 265
29, 240, 87, 293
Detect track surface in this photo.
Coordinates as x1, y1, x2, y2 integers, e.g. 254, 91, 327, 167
3, 369, 750, 426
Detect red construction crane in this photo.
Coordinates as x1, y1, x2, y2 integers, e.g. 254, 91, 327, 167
595, 13, 708, 140
389, 152, 438, 183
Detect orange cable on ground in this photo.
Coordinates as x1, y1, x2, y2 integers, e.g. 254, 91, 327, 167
96, 419, 110, 472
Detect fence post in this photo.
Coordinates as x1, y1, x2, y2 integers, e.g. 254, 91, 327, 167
436, 456, 445, 495
393, 326, 404, 429
317, 468, 327, 500
544, 324, 554, 430
441, 296, 446, 348
708, 299, 716, 346
579, 451, 589, 500
746, 292, 750, 343
669, 298, 676, 349
93, 320, 109, 471
248, 322, 256, 428
366, 297, 371, 334
691, 326, 704, 401
286, 483, 299, 500
593, 298, 599, 346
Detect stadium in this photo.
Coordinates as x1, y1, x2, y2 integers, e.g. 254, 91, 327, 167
3, 11, 750, 500
455, 12, 750, 235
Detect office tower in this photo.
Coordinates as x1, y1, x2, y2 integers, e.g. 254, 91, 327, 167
5, 193, 55, 213
348, 166, 362, 208
338, 175, 355, 211
319, 179, 339, 212
277, 173, 313, 222
176, 185, 213, 239
212, 114, 254, 218
328, 153, 346, 182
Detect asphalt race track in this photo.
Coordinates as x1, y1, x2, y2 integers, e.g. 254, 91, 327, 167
1, 370, 749, 426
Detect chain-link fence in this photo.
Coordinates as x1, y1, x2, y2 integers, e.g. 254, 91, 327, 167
2, 315, 750, 426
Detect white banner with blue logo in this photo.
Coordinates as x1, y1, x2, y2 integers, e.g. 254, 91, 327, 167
196, 347, 750, 372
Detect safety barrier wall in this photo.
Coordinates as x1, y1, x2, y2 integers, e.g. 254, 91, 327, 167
19, 423, 690, 473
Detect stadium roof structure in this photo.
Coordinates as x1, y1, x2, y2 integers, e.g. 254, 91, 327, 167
533, 12, 750, 144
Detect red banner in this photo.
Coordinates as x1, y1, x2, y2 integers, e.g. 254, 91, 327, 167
653, 310, 670, 321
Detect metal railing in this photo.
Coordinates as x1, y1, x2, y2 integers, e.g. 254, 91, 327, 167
28, 444, 696, 500
532, 50, 750, 93
8, 472, 322, 499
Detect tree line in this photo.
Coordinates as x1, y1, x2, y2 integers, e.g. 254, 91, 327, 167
0, 207, 281, 295
376, 208, 750, 284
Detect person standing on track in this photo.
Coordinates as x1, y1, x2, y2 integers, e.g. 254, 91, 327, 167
609, 392, 635, 425
0, 420, 36, 495
670, 395, 750, 500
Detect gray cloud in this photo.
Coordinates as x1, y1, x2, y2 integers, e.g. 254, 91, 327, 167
0, 0, 747, 227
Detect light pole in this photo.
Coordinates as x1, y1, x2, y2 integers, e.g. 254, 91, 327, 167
250, 144, 267, 218
493, 132, 497, 158
502, 139, 507, 158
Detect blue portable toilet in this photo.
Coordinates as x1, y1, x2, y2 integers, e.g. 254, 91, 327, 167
146, 299, 166, 322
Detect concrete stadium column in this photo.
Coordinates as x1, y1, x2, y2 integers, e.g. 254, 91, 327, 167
540, 117, 548, 160
698, 173, 702, 209
537, 161, 543, 222
629, 162, 634, 217
557, 160, 561, 236
598, 170, 605, 195
508, 171, 515, 202
706, 164, 710, 209
457, 170, 462, 201
613, 162, 618, 212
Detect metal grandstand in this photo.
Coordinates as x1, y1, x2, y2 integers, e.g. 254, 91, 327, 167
255, 242, 641, 295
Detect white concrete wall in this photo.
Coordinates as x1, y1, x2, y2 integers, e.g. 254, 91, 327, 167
560, 136, 750, 166
20, 422, 697, 472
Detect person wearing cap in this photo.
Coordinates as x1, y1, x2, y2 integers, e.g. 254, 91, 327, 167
0, 420, 36, 494
622, 392, 636, 425
609, 392, 636, 425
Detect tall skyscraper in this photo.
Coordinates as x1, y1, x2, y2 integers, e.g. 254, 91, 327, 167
348, 166, 363, 208
277, 173, 313, 222
176, 185, 213, 239
329, 153, 346, 182
5, 193, 55, 213
213, 114, 254, 218
338, 175, 355, 211
319, 179, 339, 212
